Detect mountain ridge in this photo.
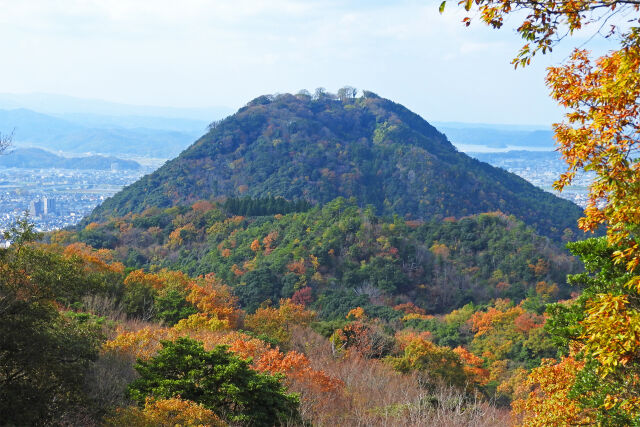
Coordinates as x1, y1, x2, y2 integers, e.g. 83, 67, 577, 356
86, 91, 584, 240
0, 147, 141, 170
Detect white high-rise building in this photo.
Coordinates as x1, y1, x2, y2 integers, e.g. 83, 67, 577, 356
43, 197, 56, 215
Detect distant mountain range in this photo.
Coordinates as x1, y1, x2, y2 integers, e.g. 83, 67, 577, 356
0, 93, 236, 158
0, 147, 141, 170
0, 108, 204, 158
87, 91, 582, 241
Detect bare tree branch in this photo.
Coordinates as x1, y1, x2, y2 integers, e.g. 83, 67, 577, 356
0, 130, 13, 155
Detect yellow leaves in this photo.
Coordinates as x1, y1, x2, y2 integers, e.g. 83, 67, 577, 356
511, 357, 594, 426
168, 223, 197, 248
401, 313, 432, 321
580, 293, 640, 377
245, 298, 316, 344
84, 222, 101, 231
173, 313, 228, 333
106, 397, 226, 427
103, 326, 170, 360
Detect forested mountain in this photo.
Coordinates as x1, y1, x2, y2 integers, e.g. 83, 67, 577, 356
62, 198, 580, 317
87, 91, 583, 240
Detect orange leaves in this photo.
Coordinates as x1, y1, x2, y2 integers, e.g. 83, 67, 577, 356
511, 357, 593, 426
394, 330, 433, 350
253, 349, 343, 394
389, 335, 467, 386
84, 222, 101, 231
393, 302, 426, 316
287, 259, 307, 275
186, 275, 241, 329
513, 312, 544, 334
430, 242, 450, 258
331, 320, 391, 359
470, 301, 545, 338
547, 46, 640, 269
231, 264, 244, 276
250, 239, 261, 252
63, 242, 123, 274
528, 258, 549, 277
262, 231, 278, 254
470, 306, 502, 336
346, 306, 365, 320
125, 269, 165, 291
535, 281, 559, 300
168, 223, 196, 248
453, 346, 490, 385
191, 200, 214, 213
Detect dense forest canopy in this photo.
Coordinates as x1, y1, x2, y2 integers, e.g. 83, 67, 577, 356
59, 197, 580, 317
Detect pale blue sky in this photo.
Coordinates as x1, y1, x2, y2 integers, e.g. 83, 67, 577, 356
0, 0, 618, 125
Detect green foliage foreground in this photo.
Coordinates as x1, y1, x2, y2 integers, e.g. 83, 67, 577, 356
128, 337, 301, 426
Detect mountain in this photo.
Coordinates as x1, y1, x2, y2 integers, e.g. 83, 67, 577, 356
87, 91, 584, 240
0, 108, 200, 157
0, 147, 141, 170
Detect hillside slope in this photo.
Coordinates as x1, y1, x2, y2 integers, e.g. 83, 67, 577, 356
68, 198, 579, 316
88, 92, 583, 240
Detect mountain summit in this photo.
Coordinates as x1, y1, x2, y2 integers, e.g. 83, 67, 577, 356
88, 91, 582, 239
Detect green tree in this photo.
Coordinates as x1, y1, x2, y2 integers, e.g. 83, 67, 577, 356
128, 337, 301, 426
0, 219, 103, 424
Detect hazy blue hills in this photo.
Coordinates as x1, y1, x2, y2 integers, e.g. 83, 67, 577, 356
0, 147, 141, 170
0, 108, 205, 158
87, 91, 583, 241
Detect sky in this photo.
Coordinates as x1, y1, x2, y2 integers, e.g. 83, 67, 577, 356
0, 0, 619, 125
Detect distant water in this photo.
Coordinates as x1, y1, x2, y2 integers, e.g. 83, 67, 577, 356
453, 143, 555, 153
